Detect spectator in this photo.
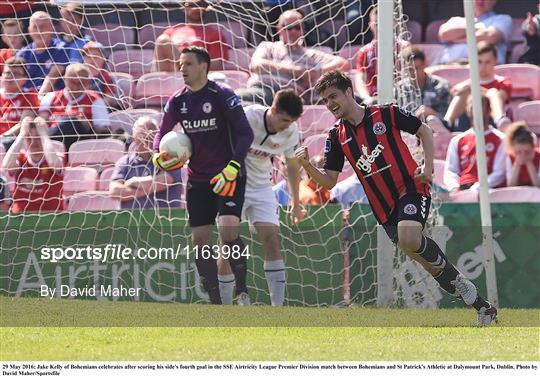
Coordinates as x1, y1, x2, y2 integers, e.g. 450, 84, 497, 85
58, 2, 90, 63
400, 47, 451, 121
299, 154, 330, 205
1, 57, 39, 140
439, 42, 512, 132
38, 63, 110, 150
504, 121, 540, 187
0, 19, 24, 75
444, 93, 506, 193
109, 116, 182, 209
81, 41, 119, 107
1, 117, 64, 213
252, 0, 295, 44
345, 0, 378, 45
16, 11, 70, 93
240, 9, 350, 105
330, 175, 367, 208
152, 0, 229, 72
436, 0, 511, 64
519, 2, 540, 65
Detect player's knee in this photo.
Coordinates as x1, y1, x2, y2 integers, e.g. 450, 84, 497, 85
396, 232, 421, 253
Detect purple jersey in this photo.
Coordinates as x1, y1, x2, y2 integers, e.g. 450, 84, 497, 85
154, 80, 254, 182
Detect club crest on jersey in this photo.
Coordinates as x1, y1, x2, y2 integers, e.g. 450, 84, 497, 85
373, 122, 386, 135
202, 102, 212, 113
404, 204, 417, 215
180, 102, 188, 114
486, 143, 494, 152
226, 95, 241, 109
356, 144, 384, 173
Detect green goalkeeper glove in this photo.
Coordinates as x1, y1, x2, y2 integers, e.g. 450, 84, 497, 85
210, 160, 241, 197
152, 151, 184, 171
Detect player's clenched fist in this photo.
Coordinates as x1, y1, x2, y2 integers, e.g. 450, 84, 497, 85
294, 146, 310, 168
211, 160, 241, 197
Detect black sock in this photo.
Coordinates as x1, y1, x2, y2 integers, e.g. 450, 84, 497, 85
225, 238, 248, 295
194, 257, 221, 304
472, 296, 491, 311
415, 236, 459, 295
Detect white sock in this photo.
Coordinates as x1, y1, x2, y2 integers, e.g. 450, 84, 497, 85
264, 259, 286, 307
218, 274, 235, 305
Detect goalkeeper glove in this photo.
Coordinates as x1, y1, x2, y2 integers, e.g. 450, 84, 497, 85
210, 160, 241, 197
152, 151, 184, 171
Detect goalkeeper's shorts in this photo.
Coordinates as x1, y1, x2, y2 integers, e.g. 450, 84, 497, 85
186, 176, 246, 227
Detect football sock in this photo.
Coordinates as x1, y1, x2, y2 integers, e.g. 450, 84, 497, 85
415, 236, 459, 295
194, 257, 221, 304
472, 296, 491, 311
225, 238, 248, 296
264, 259, 286, 307
218, 273, 235, 305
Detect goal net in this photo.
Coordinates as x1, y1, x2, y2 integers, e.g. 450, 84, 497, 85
0, 0, 444, 309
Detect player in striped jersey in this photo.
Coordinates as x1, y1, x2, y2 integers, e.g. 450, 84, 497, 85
295, 71, 497, 326
218, 89, 305, 306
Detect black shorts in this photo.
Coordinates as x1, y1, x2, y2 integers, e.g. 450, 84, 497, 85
186, 176, 246, 227
382, 193, 431, 244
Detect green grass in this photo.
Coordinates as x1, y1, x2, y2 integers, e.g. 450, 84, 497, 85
1, 297, 539, 361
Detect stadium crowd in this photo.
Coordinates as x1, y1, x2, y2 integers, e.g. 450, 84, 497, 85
0, 0, 539, 213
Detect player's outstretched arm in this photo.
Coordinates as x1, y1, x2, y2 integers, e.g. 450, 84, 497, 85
285, 157, 306, 224
414, 123, 434, 184
294, 146, 339, 190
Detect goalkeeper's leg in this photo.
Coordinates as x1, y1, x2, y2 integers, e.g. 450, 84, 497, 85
191, 225, 221, 305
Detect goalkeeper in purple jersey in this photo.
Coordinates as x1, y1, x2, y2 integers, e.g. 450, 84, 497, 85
152, 46, 254, 304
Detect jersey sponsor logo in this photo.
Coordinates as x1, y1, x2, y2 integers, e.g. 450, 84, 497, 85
341, 137, 352, 146
226, 95, 241, 109
399, 107, 411, 117
182, 118, 217, 130
180, 102, 188, 114
324, 138, 331, 153
355, 143, 385, 174
373, 122, 386, 135
249, 147, 273, 158
404, 203, 417, 215
202, 102, 212, 113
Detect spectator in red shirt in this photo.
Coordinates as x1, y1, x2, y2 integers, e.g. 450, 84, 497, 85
440, 42, 512, 132
505, 121, 540, 187
81, 41, 119, 108
1, 116, 64, 213
0, 56, 39, 139
0, 19, 24, 75
38, 63, 110, 150
152, 0, 229, 72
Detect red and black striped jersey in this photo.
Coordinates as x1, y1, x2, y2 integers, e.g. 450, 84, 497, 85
323, 104, 430, 224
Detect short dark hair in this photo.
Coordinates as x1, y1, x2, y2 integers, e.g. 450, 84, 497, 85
477, 42, 497, 59
314, 70, 353, 95
403, 47, 425, 62
4, 56, 28, 77
506, 121, 535, 147
181, 46, 211, 73
273, 89, 303, 119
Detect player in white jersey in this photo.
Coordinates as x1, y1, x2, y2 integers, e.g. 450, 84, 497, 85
218, 89, 305, 306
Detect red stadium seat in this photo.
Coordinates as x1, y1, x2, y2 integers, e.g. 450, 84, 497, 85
517, 101, 540, 133
298, 105, 336, 139
425, 65, 470, 88
68, 139, 125, 168
108, 108, 162, 134
50, 140, 65, 155
209, 70, 250, 90
68, 191, 121, 211
138, 22, 171, 49
489, 187, 540, 203
63, 166, 98, 196
303, 134, 328, 159
134, 72, 185, 108
449, 189, 478, 203
87, 23, 136, 50
509, 42, 527, 64
425, 19, 446, 44
98, 166, 116, 191
494, 64, 540, 100
109, 49, 154, 78
406, 20, 422, 44
414, 43, 445, 66
433, 159, 446, 190
224, 47, 254, 71
110, 72, 134, 110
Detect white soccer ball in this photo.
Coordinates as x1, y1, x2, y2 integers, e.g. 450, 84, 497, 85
159, 131, 192, 160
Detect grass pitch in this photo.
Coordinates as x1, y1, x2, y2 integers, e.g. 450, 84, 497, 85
0, 297, 538, 361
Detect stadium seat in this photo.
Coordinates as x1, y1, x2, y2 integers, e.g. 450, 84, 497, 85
109, 49, 154, 78
68, 139, 125, 168
414, 43, 445, 66
86, 23, 136, 50
489, 187, 540, 203
98, 166, 116, 191
138, 22, 171, 49
63, 166, 98, 196
68, 191, 121, 211
517, 101, 540, 131
303, 134, 328, 159
510, 18, 526, 45
449, 189, 478, 203
224, 47, 255, 71
406, 20, 422, 44
209, 70, 250, 90
425, 19, 446, 44
509, 42, 527, 64
338, 45, 362, 66
433, 131, 454, 160
50, 140, 66, 155
216, 21, 249, 49
110, 72, 134, 110
134, 72, 185, 108
433, 159, 446, 190
108, 108, 162, 134
425, 65, 470, 88
298, 105, 336, 139
337, 164, 355, 183
494, 64, 540, 100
